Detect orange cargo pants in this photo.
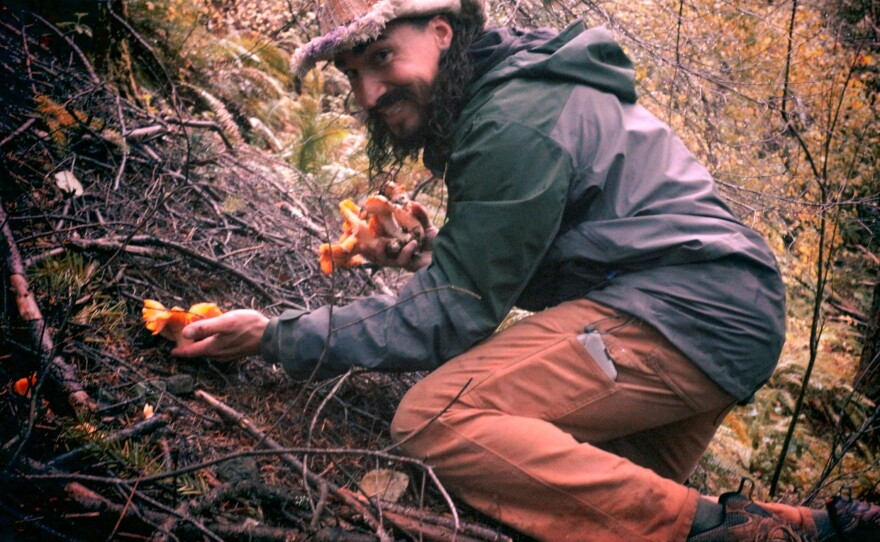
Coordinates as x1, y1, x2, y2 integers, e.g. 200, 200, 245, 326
391, 298, 737, 541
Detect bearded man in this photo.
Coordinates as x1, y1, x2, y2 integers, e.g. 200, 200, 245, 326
174, 1, 880, 540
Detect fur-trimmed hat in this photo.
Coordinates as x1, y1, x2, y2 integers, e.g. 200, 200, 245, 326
291, 0, 487, 78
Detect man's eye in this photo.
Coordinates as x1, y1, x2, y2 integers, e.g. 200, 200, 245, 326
373, 49, 391, 64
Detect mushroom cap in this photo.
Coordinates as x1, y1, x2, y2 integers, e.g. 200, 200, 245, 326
318, 185, 427, 273
142, 300, 224, 345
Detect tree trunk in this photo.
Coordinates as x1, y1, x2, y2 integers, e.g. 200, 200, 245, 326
855, 279, 880, 402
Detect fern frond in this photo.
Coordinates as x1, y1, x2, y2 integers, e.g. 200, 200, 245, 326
179, 82, 244, 146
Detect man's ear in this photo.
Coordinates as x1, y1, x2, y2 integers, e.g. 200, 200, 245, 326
429, 15, 454, 49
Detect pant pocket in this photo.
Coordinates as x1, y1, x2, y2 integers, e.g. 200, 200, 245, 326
465, 335, 618, 421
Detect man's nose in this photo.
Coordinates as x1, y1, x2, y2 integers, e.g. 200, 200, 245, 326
353, 74, 386, 110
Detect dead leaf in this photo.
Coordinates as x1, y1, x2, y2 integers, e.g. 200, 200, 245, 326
358, 468, 409, 503
53, 170, 84, 196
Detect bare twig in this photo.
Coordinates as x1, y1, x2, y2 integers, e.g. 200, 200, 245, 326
30, 12, 100, 84
0, 118, 36, 150
113, 96, 129, 191
195, 389, 394, 542
45, 414, 170, 469
340, 490, 487, 542
366, 497, 511, 542
0, 198, 96, 418
34, 236, 276, 301
310, 480, 330, 530
162, 116, 237, 151
25, 441, 508, 542
64, 482, 218, 542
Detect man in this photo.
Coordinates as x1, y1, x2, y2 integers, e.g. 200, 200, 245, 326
173, 1, 880, 540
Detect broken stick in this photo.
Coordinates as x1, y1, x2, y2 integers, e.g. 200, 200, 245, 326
0, 198, 96, 415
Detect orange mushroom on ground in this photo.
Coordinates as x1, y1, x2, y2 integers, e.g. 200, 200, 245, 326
12, 373, 37, 397
142, 300, 223, 347
318, 182, 426, 275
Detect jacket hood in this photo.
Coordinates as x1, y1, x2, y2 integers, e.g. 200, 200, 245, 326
469, 21, 637, 103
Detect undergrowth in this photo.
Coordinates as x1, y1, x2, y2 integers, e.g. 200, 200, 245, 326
79, 0, 880, 505
1, 4, 875, 541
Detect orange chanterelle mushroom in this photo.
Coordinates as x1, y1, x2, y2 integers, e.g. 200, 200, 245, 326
12, 373, 37, 397
142, 300, 223, 347
319, 182, 425, 274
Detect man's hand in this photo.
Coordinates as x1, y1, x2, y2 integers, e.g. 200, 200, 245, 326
360, 202, 438, 271
171, 309, 269, 362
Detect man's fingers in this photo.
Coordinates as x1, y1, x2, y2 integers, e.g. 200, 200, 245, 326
171, 333, 237, 361
182, 311, 236, 340
169, 310, 267, 361
395, 239, 419, 266
171, 335, 216, 358
409, 202, 438, 245
409, 202, 428, 222
181, 321, 212, 341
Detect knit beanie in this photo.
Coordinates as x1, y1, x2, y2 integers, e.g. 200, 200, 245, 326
291, 0, 488, 78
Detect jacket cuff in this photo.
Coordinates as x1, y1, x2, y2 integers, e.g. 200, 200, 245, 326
261, 309, 308, 367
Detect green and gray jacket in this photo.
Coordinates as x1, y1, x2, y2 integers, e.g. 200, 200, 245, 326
263, 21, 786, 401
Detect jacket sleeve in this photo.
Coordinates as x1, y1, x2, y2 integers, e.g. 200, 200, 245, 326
262, 119, 573, 380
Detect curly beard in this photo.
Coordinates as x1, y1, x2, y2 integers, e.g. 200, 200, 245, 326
364, 83, 433, 163
365, 13, 483, 181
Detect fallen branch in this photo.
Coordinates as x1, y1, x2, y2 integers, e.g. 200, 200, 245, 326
125, 124, 168, 142
64, 482, 220, 542
0, 117, 36, 150
314, 527, 378, 542
25, 236, 276, 301
30, 12, 100, 84
65, 483, 161, 541
23, 243, 160, 269
0, 198, 95, 416
186, 523, 306, 542
114, 235, 276, 299
376, 509, 484, 542
163, 116, 237, 151
193, 391, 508, 542
366, 497, 511, 542
45, 414, 170, 469
188, 479, 306, 515
25, 442, 512, 542
113, 95, 130, 191
196, 389, 394, 542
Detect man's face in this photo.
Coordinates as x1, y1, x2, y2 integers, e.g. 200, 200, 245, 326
335, 16, 453, 145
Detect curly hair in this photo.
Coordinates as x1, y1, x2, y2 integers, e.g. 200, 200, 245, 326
364, 4, 486, 183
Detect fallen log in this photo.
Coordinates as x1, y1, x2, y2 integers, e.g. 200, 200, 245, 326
0, 198, 96, 415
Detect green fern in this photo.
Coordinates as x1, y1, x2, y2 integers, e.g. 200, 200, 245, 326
227, 33, 293, 87
289, 72, 352, 175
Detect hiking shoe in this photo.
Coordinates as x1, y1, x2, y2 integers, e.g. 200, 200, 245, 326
818, 495, 880, 541
688, 490, 809, 541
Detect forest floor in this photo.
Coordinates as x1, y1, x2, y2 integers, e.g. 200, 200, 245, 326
0, 2, 877, 541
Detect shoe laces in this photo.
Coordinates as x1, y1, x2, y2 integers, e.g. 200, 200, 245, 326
825, 490, 880, 539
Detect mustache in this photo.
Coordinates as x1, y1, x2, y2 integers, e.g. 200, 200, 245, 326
353, 87, 419, 124
360, 88, 415, 125
372, 87, 419, 112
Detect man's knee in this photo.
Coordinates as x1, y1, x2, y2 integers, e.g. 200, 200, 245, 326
391, 375, 467, 457
390, 382, 432, 446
